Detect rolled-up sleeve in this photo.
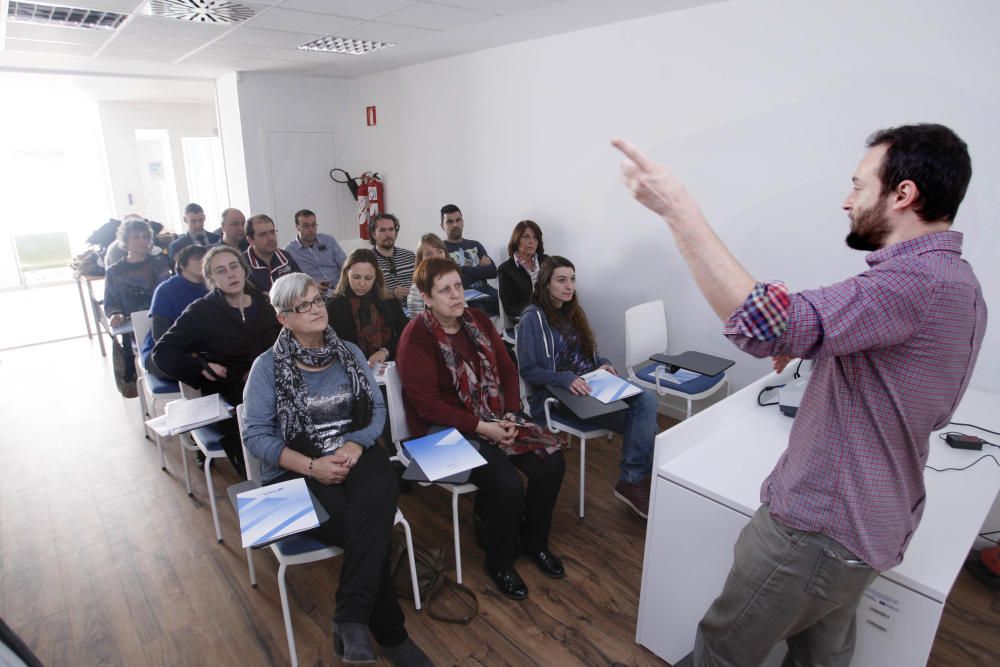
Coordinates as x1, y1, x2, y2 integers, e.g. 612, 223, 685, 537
242, 352, 287, 467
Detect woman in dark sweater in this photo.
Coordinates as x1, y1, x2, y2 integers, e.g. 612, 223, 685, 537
326, 249, 408, 367
152, 245, 281, 474
396, 258, 566, 602
497, 219, 549, 322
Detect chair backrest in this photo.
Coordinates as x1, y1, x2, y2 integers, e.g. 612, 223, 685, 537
496, 279, 514, 333
383, 363, 411, 445
235, 403, 264, 484
625, 300, 669, 367
131, 309, 151, 347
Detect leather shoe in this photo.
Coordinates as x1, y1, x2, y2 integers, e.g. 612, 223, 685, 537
332, 622, 377, 664
522, 548, 565, 579
486, 565, 528, 600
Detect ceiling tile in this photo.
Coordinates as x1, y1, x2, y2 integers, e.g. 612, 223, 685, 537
376, 2, 499, 31
246, 8, 361, 34
335, 20, 439, 43
118, 15, 231, 40
109, 33, 206, 51
278, 0, 415, 21
4, 21, 116, 46
97, 46, 191, 62
183, 52, 319, 73
262, 47, 352, 63
219, 26, 325, 49
4, 39, 99, 57
427, 0, 559, 15
199, 41, 275, 58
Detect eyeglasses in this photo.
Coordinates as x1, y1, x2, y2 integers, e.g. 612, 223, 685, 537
283, 295, 326, 314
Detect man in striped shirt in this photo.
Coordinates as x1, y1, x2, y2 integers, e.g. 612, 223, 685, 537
370, 212, 416, 304
615, 124, 986, 666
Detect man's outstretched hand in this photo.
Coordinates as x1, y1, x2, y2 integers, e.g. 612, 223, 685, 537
612, 137, 692, 220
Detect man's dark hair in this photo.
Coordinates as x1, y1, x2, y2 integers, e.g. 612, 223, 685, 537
294, 209, 315, 226
184, 202, 204, 216
176, 243, 208, 272
440, 204, 461, 222
866, 123, 972, 223
245, 214, 274, 239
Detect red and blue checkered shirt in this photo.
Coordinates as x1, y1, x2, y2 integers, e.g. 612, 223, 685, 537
724, 231, 987, 571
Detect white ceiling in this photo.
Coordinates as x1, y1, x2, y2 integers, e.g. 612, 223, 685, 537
0, 0, 724, 81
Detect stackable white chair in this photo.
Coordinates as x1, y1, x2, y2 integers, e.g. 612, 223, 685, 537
178, 382, 230, 543
625, 300, 729, 419
235, 404, 421, 667
383, 364, 479, 584
130, 309, 182, 470
495, 281, 517, 345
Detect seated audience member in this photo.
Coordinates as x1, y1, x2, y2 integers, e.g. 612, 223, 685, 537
142, 244, 209, 380
105, 214, 165, 267
498, 219, 550, 322
406, 234, 448, 317
218, 208, 248, 251
284, 209, 346, 295
168, 203, 220, 262
242, 273, 431, 667
370, 213, 416, 303
326, 249, 408, 368
153, 245, 281, 476
245, 213, 301, 293
397, 258, 567, 600
516, 256, 659, 519
439, 204, 499, 316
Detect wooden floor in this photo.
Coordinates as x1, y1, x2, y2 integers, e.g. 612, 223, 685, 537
1, 336, 998, 666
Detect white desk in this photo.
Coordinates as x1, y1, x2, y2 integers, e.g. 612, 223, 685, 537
636, 370, 1000, 666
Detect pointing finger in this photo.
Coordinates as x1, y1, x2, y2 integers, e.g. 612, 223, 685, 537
611, 137, 654, 170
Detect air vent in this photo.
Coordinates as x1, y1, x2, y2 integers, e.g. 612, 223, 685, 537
298, 36, 396, 56
145, 0, 254, 24
7, 1, 127, 30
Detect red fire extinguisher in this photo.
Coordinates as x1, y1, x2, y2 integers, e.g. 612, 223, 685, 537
357, 172, 384, 240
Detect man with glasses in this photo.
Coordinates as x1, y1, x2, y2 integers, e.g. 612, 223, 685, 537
245, 213, 301, 293
370, 213, 416, 303
284, 208, 347, 296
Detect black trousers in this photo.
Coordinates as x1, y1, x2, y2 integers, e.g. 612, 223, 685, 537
468, 439, 566, 570
269, 446, 406, 647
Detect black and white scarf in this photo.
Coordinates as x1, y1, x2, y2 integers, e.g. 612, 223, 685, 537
273, 325, 374, 456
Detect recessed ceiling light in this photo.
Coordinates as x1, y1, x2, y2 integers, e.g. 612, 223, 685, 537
298, 36, 397, 56
144, 0, 255, 24
6, 1, 127, 30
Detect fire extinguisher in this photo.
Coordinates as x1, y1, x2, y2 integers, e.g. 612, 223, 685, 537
357, 172, 384, 240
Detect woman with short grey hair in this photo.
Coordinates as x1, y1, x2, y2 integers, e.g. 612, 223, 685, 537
242, 273, 431, 666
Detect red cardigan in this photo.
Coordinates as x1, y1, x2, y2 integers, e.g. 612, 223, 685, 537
396, 308, 521, 437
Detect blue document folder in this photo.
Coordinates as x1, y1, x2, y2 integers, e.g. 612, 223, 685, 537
237, 478, 324, 549
581, 368, 642, 404
402, 428, 487, 482
464, 289, 488, 301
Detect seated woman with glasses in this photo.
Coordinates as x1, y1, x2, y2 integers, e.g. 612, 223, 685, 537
516, 256, 659, 520
405, 233, 448, 318
497, 219, 549, 322
152, 245, 281, 476
242, 273, 431, 667
397, 258, 567, 602
326, 249, 408, 368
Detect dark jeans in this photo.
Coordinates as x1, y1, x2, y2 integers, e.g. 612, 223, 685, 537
269, 446, 406, 646
468, 439, 566, 569
201, 417, 246, 479
677, 505, 878, 667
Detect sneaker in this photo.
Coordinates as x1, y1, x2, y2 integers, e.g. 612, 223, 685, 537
614, 479, 649, 519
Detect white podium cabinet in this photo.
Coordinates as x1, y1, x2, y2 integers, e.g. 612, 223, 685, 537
636, 369, 1000, 666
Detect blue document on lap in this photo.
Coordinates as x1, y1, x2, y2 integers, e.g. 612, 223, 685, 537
582, 368, 642, 403
402, 428, 488, 482
464, 289, 488, 301
237, 478, 326, 549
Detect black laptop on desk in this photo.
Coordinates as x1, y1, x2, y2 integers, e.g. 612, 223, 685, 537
546, 383, 628, 420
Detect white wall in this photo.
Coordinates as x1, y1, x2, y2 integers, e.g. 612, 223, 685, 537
98, 101, 218, 230
216, 72, 250, 215
338, 0, 999, 396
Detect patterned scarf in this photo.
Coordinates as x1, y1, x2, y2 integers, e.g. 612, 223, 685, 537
273, 325, 374, 457
420, 310, 562, 457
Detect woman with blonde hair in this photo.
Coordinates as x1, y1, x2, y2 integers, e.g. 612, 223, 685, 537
405, 233, 448, 317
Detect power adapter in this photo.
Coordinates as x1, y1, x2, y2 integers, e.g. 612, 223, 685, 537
945, 433, 985, 451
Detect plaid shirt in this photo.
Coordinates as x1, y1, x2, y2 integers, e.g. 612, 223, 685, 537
724, 231, 987, 570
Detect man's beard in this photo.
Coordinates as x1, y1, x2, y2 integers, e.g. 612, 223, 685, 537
845, 196, 891, 251
378, 238, 395, 251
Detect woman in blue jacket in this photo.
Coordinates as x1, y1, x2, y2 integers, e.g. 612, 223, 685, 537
516, 256, 659, 519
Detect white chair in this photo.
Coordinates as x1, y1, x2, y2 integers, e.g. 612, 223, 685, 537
495, 280, 516, 346
130, 309, 182, 471
625, 300, 729, 420
178, 382, 230, 543
383, 364, 479, 584
234, 404, 422, 667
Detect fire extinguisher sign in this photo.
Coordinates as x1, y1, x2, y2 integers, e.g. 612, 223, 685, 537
366, 106, 377, 126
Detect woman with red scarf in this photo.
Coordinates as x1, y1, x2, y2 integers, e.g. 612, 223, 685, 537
396, 258, 566, 602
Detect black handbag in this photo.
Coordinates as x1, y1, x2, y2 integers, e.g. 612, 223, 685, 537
390, 529, 478, 625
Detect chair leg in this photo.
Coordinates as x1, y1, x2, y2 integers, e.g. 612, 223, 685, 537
686, 399, 692, 420
245, 548, 257, 588
205, 455, 223, 543
452, 491, 463, 584
155, 433, 167, 471
277, 563, 298, 667
181, 437, 193, 497
399, 516, 422, 611
579, 437, 587, 519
